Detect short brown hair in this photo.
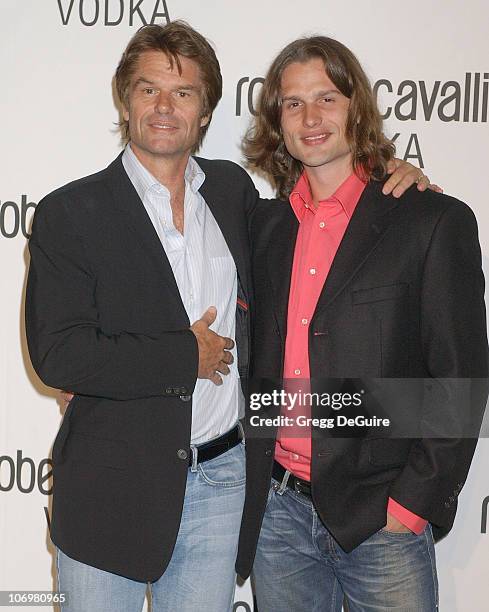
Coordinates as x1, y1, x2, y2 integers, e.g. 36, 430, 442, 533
243, 36, 395, 199
115, 21, 222, 151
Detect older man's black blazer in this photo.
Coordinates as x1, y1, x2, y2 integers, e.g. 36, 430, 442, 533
25, 153, 257, 581
236, 179, 488, 579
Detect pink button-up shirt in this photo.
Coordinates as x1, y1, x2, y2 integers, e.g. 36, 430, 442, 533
274, 171, 427, 534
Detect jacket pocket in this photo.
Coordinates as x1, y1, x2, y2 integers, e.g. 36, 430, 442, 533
368, 438, 411, 468
64, 432, 128, 470
352, 283, 408, 305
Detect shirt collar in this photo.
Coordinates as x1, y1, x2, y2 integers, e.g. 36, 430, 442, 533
289, 171, 366, 222
122, 144, 205, 202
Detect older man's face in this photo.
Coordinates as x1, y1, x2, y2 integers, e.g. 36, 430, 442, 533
123, 50, 209, 168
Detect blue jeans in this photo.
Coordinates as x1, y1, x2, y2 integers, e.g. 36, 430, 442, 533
253, 475, 438, 612
57, 440, 245, 612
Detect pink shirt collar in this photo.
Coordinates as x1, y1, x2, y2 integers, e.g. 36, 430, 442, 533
289, 171, 367, 221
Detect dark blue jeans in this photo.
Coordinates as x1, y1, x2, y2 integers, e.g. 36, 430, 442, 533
253, 474, 438, 611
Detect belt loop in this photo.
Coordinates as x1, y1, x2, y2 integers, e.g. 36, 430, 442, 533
237, 420, 246, 445
190, 445, 198, 472
277, 469, 291, 495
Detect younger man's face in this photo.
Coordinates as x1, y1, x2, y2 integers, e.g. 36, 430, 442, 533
280, 57, 351, 177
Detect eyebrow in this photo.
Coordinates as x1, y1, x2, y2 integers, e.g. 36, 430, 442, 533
132, 77, 200, 92
281, 89, 341, 101
175, 85, 200, 92
133, 77, 155, 88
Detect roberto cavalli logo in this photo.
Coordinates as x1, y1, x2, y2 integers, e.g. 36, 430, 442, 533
482, 496, 489, 533
235, 73, 489, 123
56, 0, 170, 26
374, 74, 489, 123
0, 195, 36, 239
0, 450, 52, 495
235, 72, 489, 170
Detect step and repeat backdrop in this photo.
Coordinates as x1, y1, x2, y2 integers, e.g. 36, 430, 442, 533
1, 1, 488, 610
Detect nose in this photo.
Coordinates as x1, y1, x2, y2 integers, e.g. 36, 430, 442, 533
303, 103, 321, 128
155, 91, 174, 115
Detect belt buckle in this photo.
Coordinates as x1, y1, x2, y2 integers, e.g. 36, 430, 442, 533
294, 478, 311, 497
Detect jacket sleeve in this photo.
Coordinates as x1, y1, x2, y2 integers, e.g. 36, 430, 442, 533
25, 194, 199, 401
388, 200, 489, 527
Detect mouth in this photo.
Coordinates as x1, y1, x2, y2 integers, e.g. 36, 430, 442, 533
148, 122, 178, 131
302, 133, 331, 145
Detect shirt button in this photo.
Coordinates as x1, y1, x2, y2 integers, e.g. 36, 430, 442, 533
309, 268, 316, 275
319, 222, 326, 229
294, 369, 301, 375
301, 318, 308, 325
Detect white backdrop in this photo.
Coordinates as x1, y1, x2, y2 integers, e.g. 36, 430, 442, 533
1, 1, 488, 610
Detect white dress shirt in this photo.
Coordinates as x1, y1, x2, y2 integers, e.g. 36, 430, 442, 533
122, 144, 241, 444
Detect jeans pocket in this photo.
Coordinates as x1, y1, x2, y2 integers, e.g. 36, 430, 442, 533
198, 443, 246, 487
265, 478, 279, 507
379, 526, 423, 538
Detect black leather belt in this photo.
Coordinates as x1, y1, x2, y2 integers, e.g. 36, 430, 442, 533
191, 425, 241, 466
272, 460, 312, 498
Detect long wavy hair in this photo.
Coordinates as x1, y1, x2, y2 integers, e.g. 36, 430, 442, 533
243, 36, 395, 199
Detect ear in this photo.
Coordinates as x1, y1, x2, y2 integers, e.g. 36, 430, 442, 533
200, 114, 210, 128
122, 105, 130, 122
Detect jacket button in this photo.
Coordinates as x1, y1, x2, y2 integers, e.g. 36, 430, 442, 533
265, 449, 272, 456
180, 395, 191, 402
177, 449, 188, 460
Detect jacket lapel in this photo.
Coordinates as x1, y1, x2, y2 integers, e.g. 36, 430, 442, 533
266, 206, 299, 340
314, 180, 401, 314
106, 154, 188, 317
